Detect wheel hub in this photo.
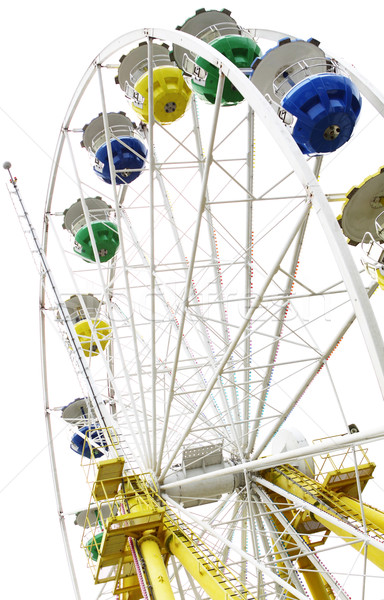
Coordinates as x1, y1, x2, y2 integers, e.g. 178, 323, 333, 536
323, 124, 341, 140
164, 101, 177, 113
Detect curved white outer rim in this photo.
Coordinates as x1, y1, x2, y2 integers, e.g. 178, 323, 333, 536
39, 28, 384, 598
44, 26, 384, 394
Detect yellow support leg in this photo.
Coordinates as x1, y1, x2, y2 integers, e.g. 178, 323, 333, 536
297, 556, 335, 600
138, 532, 175, 600
312, 511, 384, 570
166, 531, 244, 600
270, 471, 384, 571
267, 506, 334, 599
340, 496, 384, 532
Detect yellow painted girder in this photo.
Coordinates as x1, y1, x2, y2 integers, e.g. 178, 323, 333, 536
269, 467, 384, 571
297, 555, 335, 600
165, 530, 248, 600
267, 505, 334, 600
342, 496, 384, 531
139, 534, 175, 600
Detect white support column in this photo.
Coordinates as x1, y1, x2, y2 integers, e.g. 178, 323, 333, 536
146, 35, 157, 471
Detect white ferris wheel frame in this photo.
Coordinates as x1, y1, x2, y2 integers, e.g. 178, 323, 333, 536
37, 26, 384, 600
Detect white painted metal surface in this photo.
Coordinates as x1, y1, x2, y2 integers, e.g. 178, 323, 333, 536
28, 25, 384, 600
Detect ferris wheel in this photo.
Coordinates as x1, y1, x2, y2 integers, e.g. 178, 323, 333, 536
7, 8, 384, 600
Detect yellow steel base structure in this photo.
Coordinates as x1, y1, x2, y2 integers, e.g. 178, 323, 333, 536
262, 461, 384, 595
82, 455, 254, 600
81, 443, 384, 600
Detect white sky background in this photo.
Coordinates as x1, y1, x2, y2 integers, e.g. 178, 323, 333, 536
1, 1, 384, 598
